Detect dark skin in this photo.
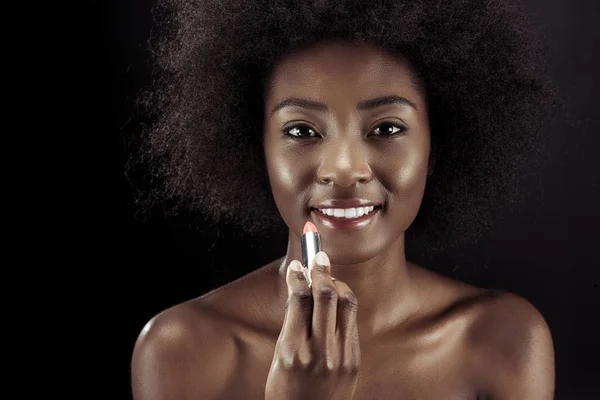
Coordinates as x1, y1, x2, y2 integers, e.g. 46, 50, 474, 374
131, 42, 555, 399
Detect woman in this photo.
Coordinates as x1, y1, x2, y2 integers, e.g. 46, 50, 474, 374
131, 0, 555, 398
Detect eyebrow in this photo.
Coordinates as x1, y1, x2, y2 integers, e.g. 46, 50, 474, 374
271, 95, 417, 115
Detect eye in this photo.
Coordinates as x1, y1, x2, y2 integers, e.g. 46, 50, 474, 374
371, 122, 407, 137
283, 124, 319, 139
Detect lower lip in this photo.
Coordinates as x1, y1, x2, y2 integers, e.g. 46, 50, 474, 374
311, 208, 380, 230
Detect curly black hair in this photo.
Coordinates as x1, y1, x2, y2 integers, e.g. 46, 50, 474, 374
132, 0, 554, 257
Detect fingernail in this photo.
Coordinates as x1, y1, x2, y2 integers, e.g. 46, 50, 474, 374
290, 260, 302, 272
315, 251, 329, 266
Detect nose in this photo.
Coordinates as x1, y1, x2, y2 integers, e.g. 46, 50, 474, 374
317, 139, 373, 187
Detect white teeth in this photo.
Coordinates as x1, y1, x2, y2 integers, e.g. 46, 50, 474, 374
344, 208, 357, 218
317, 206, 376, 219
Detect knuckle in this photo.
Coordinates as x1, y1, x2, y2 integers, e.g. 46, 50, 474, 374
291, 270, 306, 281
341, 360, 360, 375
278, 345, 309, 369
315, 286, 337, 302
339, 292, 359, 310
279, 353, 301, 370
353, 347, 362, 367
314, 264, 328, 273
291, 289, 313, 307
309, 358, 338, 375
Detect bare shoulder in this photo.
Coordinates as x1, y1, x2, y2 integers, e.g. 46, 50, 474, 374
467, 290, 555, 399
410, 265, 554, 398
131, 299, 237, 400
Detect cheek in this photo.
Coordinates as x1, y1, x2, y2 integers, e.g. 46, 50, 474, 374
398, 152, 429, 189
380, 140, 430, 202
264, 139, 313, 214
266, 150, 296, 192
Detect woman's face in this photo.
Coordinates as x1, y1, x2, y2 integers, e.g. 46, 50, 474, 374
263, 42, 431, 264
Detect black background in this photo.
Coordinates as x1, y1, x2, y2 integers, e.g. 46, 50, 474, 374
111, 0, 599, 398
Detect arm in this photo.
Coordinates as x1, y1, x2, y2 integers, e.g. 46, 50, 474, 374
497, 306, 554, 399
131, 306, 235, 400
472, 292, 555, 400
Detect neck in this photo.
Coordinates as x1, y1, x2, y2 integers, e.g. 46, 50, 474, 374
276, 232, 421, 341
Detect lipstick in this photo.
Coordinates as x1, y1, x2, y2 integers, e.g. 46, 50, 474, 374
301, 221, 321, 288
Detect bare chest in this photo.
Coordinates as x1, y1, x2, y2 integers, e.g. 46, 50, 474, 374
219, 333, 480, 400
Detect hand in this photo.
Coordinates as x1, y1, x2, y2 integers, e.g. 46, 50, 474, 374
265, 251, 361, 400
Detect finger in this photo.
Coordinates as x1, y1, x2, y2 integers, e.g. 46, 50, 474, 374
310, 252, 338, 358
280, 260, 312, 347
332, 279, 360, 369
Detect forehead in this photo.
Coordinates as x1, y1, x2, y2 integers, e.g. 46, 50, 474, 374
265, 42, 424, 105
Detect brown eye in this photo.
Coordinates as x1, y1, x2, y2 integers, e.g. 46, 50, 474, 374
284, 125, 318, 138
372, 122, 407, 137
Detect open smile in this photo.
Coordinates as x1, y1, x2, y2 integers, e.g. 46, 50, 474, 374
311, 205, 382, 230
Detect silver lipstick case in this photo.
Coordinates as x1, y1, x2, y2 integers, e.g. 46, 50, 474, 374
301, 231, 321, 288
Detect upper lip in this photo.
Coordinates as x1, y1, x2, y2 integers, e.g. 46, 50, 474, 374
312, 199, 382, 209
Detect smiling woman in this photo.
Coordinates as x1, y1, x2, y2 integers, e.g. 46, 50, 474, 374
130, 0, 556, 399
263, 43, 431, 267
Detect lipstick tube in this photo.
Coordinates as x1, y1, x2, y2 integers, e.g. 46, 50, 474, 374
301, 222, 321, 288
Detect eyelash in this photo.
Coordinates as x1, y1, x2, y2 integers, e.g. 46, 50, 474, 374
282, 121, 408, 139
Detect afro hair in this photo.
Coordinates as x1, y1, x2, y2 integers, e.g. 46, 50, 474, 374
132, 0, 555, 256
